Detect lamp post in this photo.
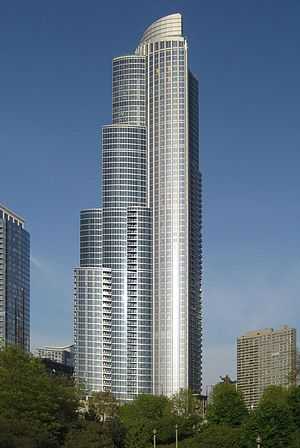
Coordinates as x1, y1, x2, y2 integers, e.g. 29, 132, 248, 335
153, 429, 157, 448
256, 435, 262, 448
175, 424, 178, 448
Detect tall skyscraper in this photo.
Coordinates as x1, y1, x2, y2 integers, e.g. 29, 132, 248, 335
136, 13, 202, 396
0, 204, 30, 351
74, 13, 202, 400
237, 326, 296, 408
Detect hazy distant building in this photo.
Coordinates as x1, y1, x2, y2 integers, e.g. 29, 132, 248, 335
237, 326, 296, 408
0, 204, 30, 351
296, 350, 300, 386
35, 344, 74, 368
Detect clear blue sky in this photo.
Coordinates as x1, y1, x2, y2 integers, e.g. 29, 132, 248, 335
1, 0, 300, 388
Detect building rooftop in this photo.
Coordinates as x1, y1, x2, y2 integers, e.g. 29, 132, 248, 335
36, 344, 74, 352
138, 13, 183, 46
0, 204, 25, 227
238, 325, 294, 339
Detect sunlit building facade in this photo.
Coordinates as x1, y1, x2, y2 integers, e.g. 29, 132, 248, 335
237, 326, 296, 408
74, 13, 202, 399
136, 13, 202, 395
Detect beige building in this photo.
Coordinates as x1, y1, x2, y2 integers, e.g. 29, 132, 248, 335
237, 326, 296, 408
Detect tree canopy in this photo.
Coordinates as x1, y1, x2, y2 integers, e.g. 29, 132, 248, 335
0, 346, 79, 447
207, 382, 248, 426
2, 346, 300, 448
119, 394, 178, 447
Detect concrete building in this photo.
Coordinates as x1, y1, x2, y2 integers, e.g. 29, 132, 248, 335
74, 13, 202, 400
237, 326, 296, 408
35, 344, 74, 368
0, 204, 30, 351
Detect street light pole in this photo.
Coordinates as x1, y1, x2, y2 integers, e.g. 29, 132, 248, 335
175, 424, 178, 448
153, 429, 157, 448
256, 435, 262, 448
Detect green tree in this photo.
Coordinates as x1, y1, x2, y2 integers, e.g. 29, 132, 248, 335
87, 391, 119, 422
121, 422, 150, 448
86, 391, 124, 448
241, 386, 296, 448
288, 386, 300, 427
0, 414, 61, 448
171, 389, 200, 417
256, 386, 295, 448
0, 346, 79, 447
64, 421, 113, 448
207, 382, 248, 426
119, 394, 178, 448
289, 431, 300, 448
171, 389, 203, 436
197, 424, 242, 448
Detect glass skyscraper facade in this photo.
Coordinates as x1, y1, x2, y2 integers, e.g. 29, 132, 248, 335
74, 13, 202, 399
136, 13, 202, 395
0, 204, 30, 351
74, 209, 112, 392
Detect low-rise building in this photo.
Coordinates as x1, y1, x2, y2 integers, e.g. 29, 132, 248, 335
35, 344, 74, 368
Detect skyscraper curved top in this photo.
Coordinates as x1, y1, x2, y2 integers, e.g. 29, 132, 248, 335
138, 13, 183, 46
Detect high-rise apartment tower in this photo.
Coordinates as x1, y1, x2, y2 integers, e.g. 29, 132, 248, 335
237, 326, 296, 408
0, 204, 30, 351
74, 13, 202, 400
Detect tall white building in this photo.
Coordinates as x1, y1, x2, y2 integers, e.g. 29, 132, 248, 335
136, 13, 202, 396
74, 13, 202, 400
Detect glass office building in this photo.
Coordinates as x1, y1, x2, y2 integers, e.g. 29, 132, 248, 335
74, 266, 112, 392
102, 124, 152, 400
136, 13, 202, 395
79, 209, 102, 267
74, 13, 202, 399
74, 209, 112, 392
0, 204, 30, 351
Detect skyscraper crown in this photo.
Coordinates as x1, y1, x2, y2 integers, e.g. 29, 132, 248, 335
138, 13, 183, 45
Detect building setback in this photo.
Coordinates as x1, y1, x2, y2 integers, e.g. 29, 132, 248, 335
74, 209, 112, 393
0, 204, 30, 351
237, 326, 296, 408
74, 13, 202, 400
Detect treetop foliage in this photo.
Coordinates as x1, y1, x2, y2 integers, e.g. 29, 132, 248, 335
1, 346, 300, 447
207, 382, 248, 426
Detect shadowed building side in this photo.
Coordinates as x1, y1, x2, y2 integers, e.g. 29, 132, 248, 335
0, 204, 30, 352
